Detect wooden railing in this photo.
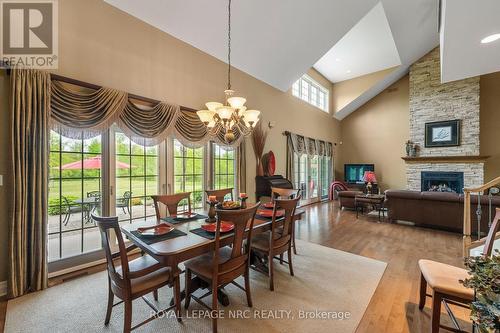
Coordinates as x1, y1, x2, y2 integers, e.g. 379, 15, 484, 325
463, 175, 500, 256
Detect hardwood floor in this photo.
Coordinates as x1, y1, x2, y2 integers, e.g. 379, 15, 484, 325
0, 200, 471, 333
295, 200, 470, 333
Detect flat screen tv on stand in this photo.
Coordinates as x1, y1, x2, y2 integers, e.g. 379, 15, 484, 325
344, 164, 375, 184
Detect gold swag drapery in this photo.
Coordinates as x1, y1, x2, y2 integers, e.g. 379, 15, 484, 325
50, 80, 246, 148
9, 69, 51, 297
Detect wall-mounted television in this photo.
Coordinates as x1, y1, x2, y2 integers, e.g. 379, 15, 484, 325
344, 164, 375, 184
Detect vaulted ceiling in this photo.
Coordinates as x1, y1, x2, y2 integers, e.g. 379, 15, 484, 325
104, 0, 441, 119
440, 0, 500, 83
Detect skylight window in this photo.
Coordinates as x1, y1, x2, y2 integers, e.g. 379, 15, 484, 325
292, 75, 329, 112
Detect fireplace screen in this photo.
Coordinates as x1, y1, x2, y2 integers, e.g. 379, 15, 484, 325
421, 171, 464, 193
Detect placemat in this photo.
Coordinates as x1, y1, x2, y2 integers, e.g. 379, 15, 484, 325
160, 213, 208, 225
130, 229, 187, 245
190, 227, 234, 240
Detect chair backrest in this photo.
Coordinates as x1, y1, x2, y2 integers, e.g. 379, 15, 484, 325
483, 208, 500, 257
212, 203, 260, 282
87, 191, 101, 198
91, 214, 130, 291
205, 188, 234, 203
271, 187, 300, 201
270, 196, 301, 251
151, 192, 191, 219
62, 196, 72, 210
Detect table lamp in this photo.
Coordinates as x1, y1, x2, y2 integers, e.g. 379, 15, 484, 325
363, 171, 377, 195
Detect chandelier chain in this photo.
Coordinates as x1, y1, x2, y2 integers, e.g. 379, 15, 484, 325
227, 0, 231, 91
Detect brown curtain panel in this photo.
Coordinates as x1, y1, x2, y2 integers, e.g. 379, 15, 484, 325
237, 140, 247, 193
9, 69, 51, 297
286, 133, 295, 184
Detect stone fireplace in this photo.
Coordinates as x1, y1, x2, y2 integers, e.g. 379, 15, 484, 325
405, 48, 484, 190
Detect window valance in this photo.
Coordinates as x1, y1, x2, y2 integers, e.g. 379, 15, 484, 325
50, 79, 245, 148
286, 131, 333, 157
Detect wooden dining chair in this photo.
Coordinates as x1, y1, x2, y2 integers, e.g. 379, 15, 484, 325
92, 214, 182, 332
251, 196, 300, 291
271, 187, 301, 255
183, 203, 260, 333
151, 192, 191, 220
418, 207, 500, 333
270, 187, 300, 201
205, 188, 234, 203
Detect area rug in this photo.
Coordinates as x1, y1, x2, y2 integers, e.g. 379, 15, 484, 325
5, 240, 386, 333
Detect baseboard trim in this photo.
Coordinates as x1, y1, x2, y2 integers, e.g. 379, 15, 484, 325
0, 280, 7, 297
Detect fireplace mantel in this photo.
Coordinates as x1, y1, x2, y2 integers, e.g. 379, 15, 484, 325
402, 155, 490, 164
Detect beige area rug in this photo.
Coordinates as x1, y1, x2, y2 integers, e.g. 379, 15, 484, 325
5, 240, 386, 333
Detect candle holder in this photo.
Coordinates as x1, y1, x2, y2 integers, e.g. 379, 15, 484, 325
239, 196, 248, 209
206, 200, 218, 223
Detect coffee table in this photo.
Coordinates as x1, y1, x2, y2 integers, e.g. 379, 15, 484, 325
355, 194, 386, 222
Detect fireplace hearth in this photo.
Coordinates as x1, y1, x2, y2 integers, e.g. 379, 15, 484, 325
421, 171, 464, 193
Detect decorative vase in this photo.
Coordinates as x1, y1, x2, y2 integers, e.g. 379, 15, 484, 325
405, 141, 412, 157
411, 144, 418, 157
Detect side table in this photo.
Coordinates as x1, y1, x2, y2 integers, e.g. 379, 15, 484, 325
355, 194, 386, 222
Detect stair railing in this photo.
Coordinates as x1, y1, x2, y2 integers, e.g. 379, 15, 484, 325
463, 176, 500, 257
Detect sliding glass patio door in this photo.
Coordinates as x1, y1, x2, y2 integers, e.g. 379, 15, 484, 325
48, 131, 104, 262
293, 152, 333, 206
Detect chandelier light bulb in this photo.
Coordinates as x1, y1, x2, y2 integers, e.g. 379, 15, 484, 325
242, 109, 260, 127
206, 102, 223, 112
196, 110, 216, 124
216, 106, 235, 120
227, 96, 247, 109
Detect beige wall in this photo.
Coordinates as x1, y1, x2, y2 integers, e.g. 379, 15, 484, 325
0, 0, 341, 281
332, 67, 396, 113
338, 75, 410, 191
480, 72, 500, 182
54, 0, 341, 200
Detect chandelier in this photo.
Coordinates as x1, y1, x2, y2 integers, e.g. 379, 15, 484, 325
196, 0, 260, 143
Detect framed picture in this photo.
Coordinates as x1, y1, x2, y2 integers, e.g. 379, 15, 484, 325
425, 120, 461, 147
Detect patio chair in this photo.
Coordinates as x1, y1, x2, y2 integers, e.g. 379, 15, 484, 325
116, 191, 132, 215
62, 196, 82, 226
87, 191, 101, 215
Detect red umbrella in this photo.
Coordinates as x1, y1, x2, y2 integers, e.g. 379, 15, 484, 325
60, 155, 132, 169
58, 156, 133, 203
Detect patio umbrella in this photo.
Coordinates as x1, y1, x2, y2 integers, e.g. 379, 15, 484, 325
59, 155, 131, 170
59, 155, 133, 195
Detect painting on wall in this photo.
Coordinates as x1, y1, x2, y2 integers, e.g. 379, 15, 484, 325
424, 119, 461, 147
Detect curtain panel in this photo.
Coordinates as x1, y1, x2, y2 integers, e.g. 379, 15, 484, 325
9, 69, 50, 297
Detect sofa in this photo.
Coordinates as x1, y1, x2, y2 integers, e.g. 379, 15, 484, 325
384, 190, 500, 234
338, 190, 363, 209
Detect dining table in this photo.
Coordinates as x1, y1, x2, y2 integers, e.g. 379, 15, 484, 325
120, 205, 304, 306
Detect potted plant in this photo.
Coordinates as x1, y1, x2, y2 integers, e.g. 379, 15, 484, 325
461, 251, 500, 333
